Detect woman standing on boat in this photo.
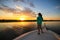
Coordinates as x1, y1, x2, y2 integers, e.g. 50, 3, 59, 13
37, 13, 43, 35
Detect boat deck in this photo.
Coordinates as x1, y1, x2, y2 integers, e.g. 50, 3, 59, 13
13, 30, 59, 40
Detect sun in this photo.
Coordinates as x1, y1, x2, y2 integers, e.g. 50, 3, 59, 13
19, 15, 26, 20
20, 17, 25, 20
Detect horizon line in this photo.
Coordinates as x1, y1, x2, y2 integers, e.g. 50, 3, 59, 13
0, 20, 60, 22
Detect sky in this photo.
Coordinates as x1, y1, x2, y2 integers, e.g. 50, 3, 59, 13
0, 0, 60, 20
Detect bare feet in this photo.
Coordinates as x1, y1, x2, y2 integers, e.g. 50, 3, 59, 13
38, 32, 40, 35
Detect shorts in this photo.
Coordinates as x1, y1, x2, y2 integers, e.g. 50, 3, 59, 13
37, 24, 42, 29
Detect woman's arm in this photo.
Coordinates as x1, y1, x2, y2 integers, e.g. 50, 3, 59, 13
42, 17, 43, 21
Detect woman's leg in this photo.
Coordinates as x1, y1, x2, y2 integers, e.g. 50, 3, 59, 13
38, 27, 40, 33
40, 25, 43, 33
37, 25, 40, 34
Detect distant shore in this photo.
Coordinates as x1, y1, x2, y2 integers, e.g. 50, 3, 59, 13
0, 20, 60, 22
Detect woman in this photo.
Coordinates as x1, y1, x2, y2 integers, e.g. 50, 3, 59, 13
37, 13, 43, 35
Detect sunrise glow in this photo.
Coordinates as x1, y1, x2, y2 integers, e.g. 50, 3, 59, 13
20, 17, 25, 20
0, 0, 60, 20
19, 15, 27, 20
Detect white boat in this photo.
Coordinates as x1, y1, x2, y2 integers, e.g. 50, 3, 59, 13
13, 29, 60, 40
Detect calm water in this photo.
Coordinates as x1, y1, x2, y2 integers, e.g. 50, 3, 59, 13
0, 22, 60, 40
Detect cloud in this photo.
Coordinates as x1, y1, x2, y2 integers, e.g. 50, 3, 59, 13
15, 5, 24, 11
0, 0, 35, 8
13, 0, 35, 7
0, 0, 9, 4
0, 4, 9, 9
0, 3, 36, 17
0, 0, 36, 20
29, 2, 35, 7
56, 6, 60, 9
13, 0, 25, 2
0, 0, 36, 18
17, 7, 36, 17
0, 4, 18, 14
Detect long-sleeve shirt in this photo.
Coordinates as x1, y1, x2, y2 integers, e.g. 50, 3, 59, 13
37, 16, 43, 24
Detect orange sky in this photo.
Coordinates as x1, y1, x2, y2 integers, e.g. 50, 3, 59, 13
0, 8, 60, 20
0, 0, 60, 20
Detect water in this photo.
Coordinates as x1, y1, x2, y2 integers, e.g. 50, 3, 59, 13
0, 22, 60, 40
